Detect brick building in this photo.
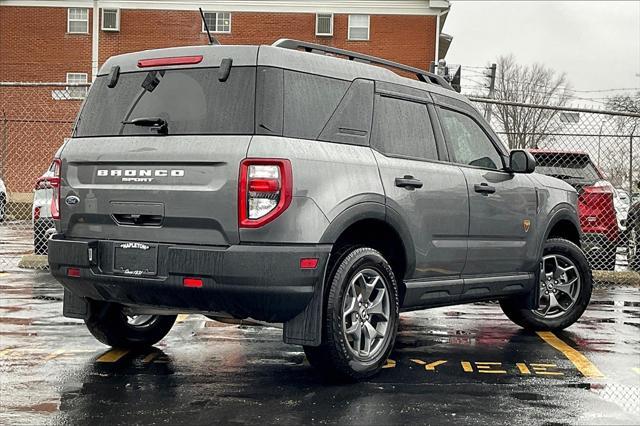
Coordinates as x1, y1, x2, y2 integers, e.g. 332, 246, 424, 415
0, 0, 452, 194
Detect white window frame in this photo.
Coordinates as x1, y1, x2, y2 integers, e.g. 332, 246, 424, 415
315, 13, 333, 37
201, 12, 232, 34
66, 73, 89, 100
101, 8, 120, 32
67, 8, 89, 34
348, 14, 370, 41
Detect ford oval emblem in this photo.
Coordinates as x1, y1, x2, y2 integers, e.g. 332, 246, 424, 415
65, 195, 80, 206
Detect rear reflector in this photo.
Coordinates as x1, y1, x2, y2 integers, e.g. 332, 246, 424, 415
67, 267, 81, 278
137, 55, 203, 68
300, 258, 319, 269
183, 277, 203, 288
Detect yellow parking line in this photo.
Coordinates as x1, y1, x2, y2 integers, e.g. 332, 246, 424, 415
382, 359, 396, 369
461, 361, 473, 373
96, 348, 129, 363
0, 348, 14, 358
176, 314, 189, 323
143, 352, 159, 363
536, 331, 604, 378
632, 367, 640, 375
44, 349, 66, 361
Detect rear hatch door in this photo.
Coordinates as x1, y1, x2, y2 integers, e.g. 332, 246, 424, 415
59, 47, 258, 246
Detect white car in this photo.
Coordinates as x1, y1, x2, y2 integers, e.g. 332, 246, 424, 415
614, 188, 631, 233
32, 163, 57, 255
0, 176, 6, 221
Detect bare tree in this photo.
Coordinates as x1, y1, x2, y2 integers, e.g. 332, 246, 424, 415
605, 92, 640, 191
487, 54, 573, 149
605, 91, 640, 134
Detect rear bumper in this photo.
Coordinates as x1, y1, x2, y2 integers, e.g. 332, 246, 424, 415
48, 235, 331, 322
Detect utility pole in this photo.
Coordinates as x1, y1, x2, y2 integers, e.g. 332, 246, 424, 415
484, 63, 497, 122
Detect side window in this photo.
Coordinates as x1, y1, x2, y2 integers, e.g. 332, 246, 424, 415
283, 71, 349, 140
438, 108, 503, 170
372, 95, 438, 161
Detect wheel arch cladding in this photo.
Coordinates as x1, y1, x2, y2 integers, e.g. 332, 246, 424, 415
285, 203, 413, 346
541, 206, 582, 257
320, 204, 413, 299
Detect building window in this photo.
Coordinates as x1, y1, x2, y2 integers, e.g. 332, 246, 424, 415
66, 73, 88, 100
316, 13, 333, 36
102, 8, 120, 31
348, 14, 370, 40
68, 8, 89, 34
202, 12, 231, 33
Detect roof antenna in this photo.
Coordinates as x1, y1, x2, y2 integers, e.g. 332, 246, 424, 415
199, 8, 220, 45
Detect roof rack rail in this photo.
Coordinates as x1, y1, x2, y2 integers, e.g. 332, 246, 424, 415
272, 39, 454, 92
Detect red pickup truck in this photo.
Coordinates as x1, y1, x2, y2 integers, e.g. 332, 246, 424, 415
531, 150, 618, 270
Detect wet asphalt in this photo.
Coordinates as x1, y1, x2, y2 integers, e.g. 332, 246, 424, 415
0, 268, 639, 426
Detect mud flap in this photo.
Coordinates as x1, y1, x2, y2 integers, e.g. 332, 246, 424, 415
63, 288, 89, 319
283, 277, 324, 347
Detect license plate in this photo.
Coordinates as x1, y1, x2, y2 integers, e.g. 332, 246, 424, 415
114, 242, 158, 277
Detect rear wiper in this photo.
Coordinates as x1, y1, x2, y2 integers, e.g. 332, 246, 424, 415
121, 117, 168, 135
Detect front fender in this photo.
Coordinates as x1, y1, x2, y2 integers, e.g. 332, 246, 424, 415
538, 203, 581, 259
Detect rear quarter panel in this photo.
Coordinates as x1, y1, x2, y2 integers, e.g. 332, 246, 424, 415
242, 136, 384, 243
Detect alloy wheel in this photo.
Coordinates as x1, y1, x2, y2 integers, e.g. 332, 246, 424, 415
341, 268, 391, 359
125, 314, 158, 328
534, 254, 581, 319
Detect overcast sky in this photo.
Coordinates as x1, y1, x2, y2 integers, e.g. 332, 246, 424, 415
444, 1, 640, 107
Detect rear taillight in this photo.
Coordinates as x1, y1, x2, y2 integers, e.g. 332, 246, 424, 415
239, 159, 292, 228
50, 158, 61, 220
578, 180, 618, 240
34, 177, 52, 190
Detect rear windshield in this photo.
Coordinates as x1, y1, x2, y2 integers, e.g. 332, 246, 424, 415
75, 67, 256, 137
533, 153, 602, 182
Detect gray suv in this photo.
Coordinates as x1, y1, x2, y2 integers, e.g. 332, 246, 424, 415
49, 40, 591, 380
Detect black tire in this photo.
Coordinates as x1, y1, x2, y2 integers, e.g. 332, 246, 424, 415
500, 238, 592, 331
0, 195, 5, 222
304, 247, 399, 381
587, 246, 616, 271
34, 225, 47, 255
84, 300, 176, 349
628, 225, 640, 272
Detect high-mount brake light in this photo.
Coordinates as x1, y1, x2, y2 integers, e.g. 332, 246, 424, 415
239, 159, 292, 228
50, 159, 62, 220
137, 55, 203, 68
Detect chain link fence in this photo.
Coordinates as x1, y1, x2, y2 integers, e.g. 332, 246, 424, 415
471, 97, 640, 284
0, 82, 639, 285
0, 82, 88, 271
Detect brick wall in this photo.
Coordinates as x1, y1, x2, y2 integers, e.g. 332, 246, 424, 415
0, 6, 437, 193
2, 7, 437, 79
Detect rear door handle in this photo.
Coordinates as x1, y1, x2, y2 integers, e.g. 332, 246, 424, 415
395, 175, 423, 190
474, 183, 496, 195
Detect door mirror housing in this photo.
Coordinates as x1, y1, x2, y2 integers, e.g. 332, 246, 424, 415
509, 150, 536, 174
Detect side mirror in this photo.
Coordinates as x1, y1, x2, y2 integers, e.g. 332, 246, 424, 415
509, 150, 536, 174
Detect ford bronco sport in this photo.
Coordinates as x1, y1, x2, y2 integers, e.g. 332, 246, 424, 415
49, 40, 592, 380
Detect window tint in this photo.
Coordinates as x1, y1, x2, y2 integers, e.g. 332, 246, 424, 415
283, 71, 349, 140
372, 96, 438, 161
438, 108, 503, 170
75, 67, 255, 137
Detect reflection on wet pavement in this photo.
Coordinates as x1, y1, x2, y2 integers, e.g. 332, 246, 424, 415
0, 270, 639, 425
